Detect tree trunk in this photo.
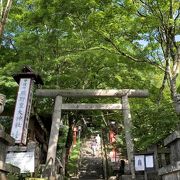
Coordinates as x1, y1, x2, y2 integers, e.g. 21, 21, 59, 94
0, 0, 13, 41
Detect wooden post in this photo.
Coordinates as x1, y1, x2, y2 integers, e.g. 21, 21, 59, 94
122, 95, 135, 179
46, 96, 62, 165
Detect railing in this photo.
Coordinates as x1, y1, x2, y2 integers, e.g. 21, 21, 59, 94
40, 157, 64, 179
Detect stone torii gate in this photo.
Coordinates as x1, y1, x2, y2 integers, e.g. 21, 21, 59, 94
36, 89, 149, 179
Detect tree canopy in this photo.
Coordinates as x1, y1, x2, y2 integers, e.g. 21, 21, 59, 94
0, 0, 180, 150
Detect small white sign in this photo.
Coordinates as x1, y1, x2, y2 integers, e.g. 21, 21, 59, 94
135, 155, 145, 171
145, 155, 154, 168
11, 78, 32, 144
6, 151, 35, 173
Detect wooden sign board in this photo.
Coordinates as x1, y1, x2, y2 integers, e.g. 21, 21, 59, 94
11, 78, 33, 144
6, 151, 34, 173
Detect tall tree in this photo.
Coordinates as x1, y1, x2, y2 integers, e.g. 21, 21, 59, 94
135, 0, 180, 106
87, 0, 180, 106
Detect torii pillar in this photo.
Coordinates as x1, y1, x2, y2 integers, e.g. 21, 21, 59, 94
46, 95, 62, 165
122, 95, 135, 179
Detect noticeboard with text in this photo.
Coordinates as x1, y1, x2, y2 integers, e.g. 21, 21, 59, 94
135, 154, 154, 171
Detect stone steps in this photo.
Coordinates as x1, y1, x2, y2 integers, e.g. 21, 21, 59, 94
78, 137, 104, 179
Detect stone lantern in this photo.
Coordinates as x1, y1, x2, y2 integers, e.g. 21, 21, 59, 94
0, 94, 6, 114
0, 94, 6, 130
0, 94, 20, 179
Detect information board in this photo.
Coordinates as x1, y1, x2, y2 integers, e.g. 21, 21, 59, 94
135, 155, 145, 171
135, 154, 154, 171
145, 155, 154, 168
6, 151, 34, 173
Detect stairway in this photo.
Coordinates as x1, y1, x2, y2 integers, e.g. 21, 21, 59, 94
78, 136, 104, 180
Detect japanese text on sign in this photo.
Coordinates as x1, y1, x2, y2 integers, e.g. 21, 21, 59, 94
11, 78, 33, 144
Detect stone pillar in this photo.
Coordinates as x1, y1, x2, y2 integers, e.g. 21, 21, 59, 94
158, 131, 180, 180
160, 153, 167, 167
46, 95, 62, 165
0, 130, 15, 162
164, 131, 180, 164
122, 95, 135, 179
0, 94, 6, 115
174, 94, 180, 114
0, 140, 20, 179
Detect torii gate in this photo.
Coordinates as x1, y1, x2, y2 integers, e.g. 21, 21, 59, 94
36, 89, 149, 179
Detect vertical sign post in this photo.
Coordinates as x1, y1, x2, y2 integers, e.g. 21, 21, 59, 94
11, 78, 33, 144
11, 67, 43, 145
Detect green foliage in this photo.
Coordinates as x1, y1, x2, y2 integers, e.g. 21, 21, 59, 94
66, 141, 81, 177
57, 125, 69, 158
6, 173, 19, 180
0, 0, 179, 154
6, 172, 32, 180
132, 97, 179, 150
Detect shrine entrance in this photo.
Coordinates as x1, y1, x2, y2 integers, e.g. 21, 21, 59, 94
36, 89, 149, 179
